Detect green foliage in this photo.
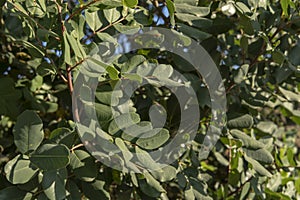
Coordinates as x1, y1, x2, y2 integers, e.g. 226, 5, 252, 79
0, 0, 299, 199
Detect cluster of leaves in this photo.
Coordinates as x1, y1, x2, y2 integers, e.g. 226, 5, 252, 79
0, 0, 299, 199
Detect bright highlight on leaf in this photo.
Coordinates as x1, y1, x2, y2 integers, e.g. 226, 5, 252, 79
122, 0, 138, 8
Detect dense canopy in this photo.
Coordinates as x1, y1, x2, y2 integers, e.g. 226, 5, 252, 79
0, 0, 299, 199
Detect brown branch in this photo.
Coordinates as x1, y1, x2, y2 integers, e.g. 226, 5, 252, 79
58, 70, 68, 83
151, 0, 170, 26
66, 0, 101, 22
81, 16, 127, 44
67, 65, 74, 94
69, 58, 86, 71
55, 0, 65, 34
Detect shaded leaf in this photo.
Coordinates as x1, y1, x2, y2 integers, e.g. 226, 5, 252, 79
13, 110, 44, 154
227, 114, 253, 129
136, 128, 170, 150
230, 129, 264, 149
0, 187, 32, 200
30, 144, 70, 171
41, 168, 67, 200
70, 150, 97, 182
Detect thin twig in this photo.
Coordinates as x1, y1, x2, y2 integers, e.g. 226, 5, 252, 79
227, 176, 253, 197
69, 58, 86, 71
55, 0, 65, 34
82, 16, 127, 44
66, 0, 101, 22
67, 65, 74, 94
70, 143, 84, 151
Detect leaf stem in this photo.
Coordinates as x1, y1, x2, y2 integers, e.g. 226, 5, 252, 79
70, 143, 84, 151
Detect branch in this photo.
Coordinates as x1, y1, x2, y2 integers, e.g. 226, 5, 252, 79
227, 176, 253, 197
81, 16, 127, 44
66, 65, 74, 94
70, 143, 84, 151
55, 0, 65, 34
151, 0, 170, 26
66, 0, 101, 22
69, 58, 86, 71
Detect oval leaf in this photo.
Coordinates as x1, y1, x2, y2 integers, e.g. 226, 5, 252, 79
13, 110, 44, 154
30, 144, 70, 171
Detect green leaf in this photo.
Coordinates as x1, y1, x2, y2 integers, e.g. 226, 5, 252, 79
135, 146, 161, 170
13, 110, 44, 154
272, 50, 285, 65
50, 128, 77, 148
63, 32, 72, 65
230, 129, 264, 149
0, 187, 32, 200
166, 0, 175, 25
227, 114, 253, 129
280, 0, 290, 16
153, 64, 173, 78
184, 186, 195, 200
279, 86, 300, 102
243, 148, 274, 164
235, 2, 251, 15
85, 11, 103, 31
95, 86, 122, 106
120, 55, 146, 73
41, 168, 67, 200
36, 62, 56, 77
122, 73, 142, 83
106, 65, 119, 80
139, 172, 166, 198
121, 121, 153, 141
108, 113, 140, 135
113, 23, 141, 33
256, 121, 278, 134
175, 3, 210, 16
97, 32, 117, 44
93, 103, 114, 122
239, 15, 254, 35
66, 180, 81, 200
136, 128, 170, 150
289, 43, 300, 67
66, 32, 85, 59
82, 178, 110, 200
240, 182, 250, 200
234, 64, 249, 84
70, 150, 97, 182
189, 178, 212, 200
115, 137, 133, 161
15, 40, 45, 58
177, 23, 211, 41
4, 155, 38, 184
244, 155, 272, 177
122, 0, 138, 8
265, 188, 290, 200
30, 144, 70, 171
151, 165, 177, 182
30, 75, 43, 92
25, 0, 45, 18
286, 148, 296, 167
104, 8, 121, 23
214, 151, 229, 166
